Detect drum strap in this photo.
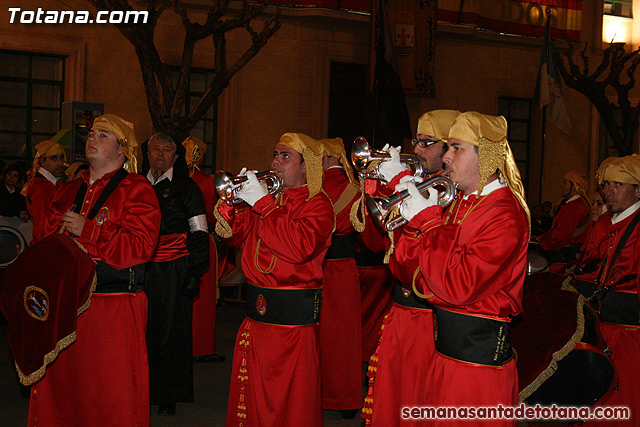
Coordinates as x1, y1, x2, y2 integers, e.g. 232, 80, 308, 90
594, 210, 640, 294
72, 168, 129, 220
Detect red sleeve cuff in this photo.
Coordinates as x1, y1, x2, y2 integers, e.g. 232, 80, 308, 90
388, 170, 414, 191
252, 193, 276, 216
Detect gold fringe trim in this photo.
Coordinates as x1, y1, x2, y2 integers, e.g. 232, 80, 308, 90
361, 313, 389, 425
517, 295, 587, 403
350, 194, 366, 233
236, 322, 251, 426
17, 330, 77, 386
17, 238, 97, 386
214, 199, 233, 238
383, 229, 394, 264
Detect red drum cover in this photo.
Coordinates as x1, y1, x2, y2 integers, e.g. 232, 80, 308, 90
0, 234, 96, 385
512, 288, 615, 407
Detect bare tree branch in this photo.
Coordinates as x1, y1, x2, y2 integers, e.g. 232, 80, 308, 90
556, 41, 640, 156
86, 0, 280, 144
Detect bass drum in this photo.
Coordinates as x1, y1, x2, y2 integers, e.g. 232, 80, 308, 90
0, 225, 27, 268
526, 240, 549, 275
511, 289, 615, 407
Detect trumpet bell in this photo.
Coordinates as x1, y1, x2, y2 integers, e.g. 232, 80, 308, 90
214, 170, 283, 205
213, 172, 236, 204
367, 175, 457, 231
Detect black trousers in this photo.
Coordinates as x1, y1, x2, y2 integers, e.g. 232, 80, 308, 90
145, 256, 194, 405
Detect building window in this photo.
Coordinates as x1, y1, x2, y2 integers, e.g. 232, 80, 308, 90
0, 50, 65, 166
171, 68, 218, 175
498, 97, 532, 195
605, 0, 633, 18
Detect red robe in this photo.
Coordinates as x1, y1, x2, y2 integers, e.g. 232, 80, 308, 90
538, 196, 589, 252
26, 173, 59, 243
319, 167, 362, 410
220, 185, 334, 427
363, 171, 436, 427
357, 222, 394, 362
576, 206, 640, 425
393, 187, 529, 427
28, 169, 161, 427
190, 168, 219, 356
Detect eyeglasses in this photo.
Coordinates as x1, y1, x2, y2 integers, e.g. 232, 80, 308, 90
410, 138, 439, 149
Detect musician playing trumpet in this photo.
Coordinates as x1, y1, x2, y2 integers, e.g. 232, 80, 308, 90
362, 110, 460, 426
215, 133, 334, 427
392, 112, 529, 426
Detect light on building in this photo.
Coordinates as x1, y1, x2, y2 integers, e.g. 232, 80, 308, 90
602, 14, 632, 44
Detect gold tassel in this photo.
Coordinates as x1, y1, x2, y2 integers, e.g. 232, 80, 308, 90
214, 199, 233, 238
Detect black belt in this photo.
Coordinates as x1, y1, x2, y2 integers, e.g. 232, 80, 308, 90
325, 233, 355, 260
600, 290, 640, 326
95, 260, 145, 294
246, 283, 322, 326
433, 306, 512, 366
393, 283, 433, 310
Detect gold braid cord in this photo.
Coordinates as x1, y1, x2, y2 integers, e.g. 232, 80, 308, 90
517, 295, 587, 403
214, 199, 233, 238
17, 239, 97, 386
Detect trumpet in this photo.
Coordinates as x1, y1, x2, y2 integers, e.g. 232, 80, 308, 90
214, 170, 283, 205
366, 175, 457, 231
351, 136, 424, 181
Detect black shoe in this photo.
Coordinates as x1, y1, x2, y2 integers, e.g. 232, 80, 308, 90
193, 354, 227, 363
340, 409, 359, 419
158, 404, 176, 416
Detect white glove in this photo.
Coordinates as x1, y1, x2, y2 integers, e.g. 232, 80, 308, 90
236, 170, 268, 206
399, 181, 438, 222
378, 144, 408, 183
394, 174, 423, 192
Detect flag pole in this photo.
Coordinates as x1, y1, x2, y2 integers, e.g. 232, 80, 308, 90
539, 105, 547, 206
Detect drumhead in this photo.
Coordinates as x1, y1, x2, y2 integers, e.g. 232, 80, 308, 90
0, 226, 27, 267
526, 252, 549, 275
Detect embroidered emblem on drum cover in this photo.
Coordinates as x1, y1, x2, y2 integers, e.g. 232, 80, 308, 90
256, 294, 267, 316
95, 207, 110, 225
402, 288, 411, 298
23, 286, 49, 321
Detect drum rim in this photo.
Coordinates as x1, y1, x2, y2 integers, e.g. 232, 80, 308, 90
0, 225, 27, 267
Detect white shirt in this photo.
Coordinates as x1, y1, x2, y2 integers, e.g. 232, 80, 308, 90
463, 177, 507, 200
147, 167, 174, 185
611, 199, 640, 225
37, 167, 59, 186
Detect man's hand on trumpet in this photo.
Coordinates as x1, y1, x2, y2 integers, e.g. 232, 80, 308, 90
236, 168, 268, 206
398, 176, 438, 222
378, 144, 408, 183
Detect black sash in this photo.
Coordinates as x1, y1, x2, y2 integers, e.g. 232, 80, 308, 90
246, 283, 322, 326
433, 306, 512, 367
393, 283, 433, 310
600, 290, 640, 326
72, 168, 142, 293
325, 233, 356, 260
